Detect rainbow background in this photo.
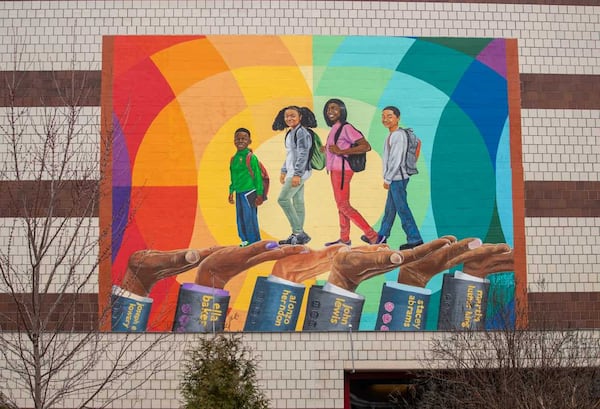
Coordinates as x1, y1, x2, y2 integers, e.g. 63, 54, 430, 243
100, 35, 525, 332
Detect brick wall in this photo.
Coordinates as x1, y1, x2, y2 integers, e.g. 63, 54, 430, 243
1, 1, 599, 408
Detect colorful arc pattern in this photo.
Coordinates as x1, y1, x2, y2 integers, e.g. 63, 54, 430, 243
105, 35, 519, 332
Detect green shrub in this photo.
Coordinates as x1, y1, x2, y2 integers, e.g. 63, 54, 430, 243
180, 334, 269, 409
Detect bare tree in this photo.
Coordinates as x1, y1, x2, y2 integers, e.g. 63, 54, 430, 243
399, 284, 600, 409
0, 44, 172, 409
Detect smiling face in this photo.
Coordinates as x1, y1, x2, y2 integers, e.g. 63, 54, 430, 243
284, 108, 302, 128
381, 109, 399, 131
234, 130, 251, 151
326, 102, 342, 124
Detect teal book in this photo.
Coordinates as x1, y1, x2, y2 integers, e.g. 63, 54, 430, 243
172, 283, 230, 332
437, 271, 490, 330
302, 283, 364, 331
375, 282, 431, 331
111, 285, 153, 332
243, 275, 306, 331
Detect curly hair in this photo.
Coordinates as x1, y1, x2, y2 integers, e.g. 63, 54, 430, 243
271, 106, 318, 131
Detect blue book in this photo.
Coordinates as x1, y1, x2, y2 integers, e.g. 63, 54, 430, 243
111, 285, 153, 332
375, 282, 431, 331
438, 271, 490, 330
244, 275, 306, 331
302, 283, 364, 331
172, 283, 230, 332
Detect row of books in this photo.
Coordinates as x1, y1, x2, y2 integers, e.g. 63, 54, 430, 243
112, 271, 508, 332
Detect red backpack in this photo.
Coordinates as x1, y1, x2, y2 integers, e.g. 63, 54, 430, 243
231, 152, 270, 200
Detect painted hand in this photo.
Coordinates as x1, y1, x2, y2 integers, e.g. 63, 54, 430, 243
271, 243, 348, 283
397, 237, 513, 287
326, 237, 459, 292
327, 244, 404, 292
194, 240, 307, 288
122, 247, 223, 297
450, 243, 514, 278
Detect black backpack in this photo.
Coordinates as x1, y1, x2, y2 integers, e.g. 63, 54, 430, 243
334, 123, 366, 173
333, 123, 367, 189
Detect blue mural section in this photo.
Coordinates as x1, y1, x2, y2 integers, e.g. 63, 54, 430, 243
314, 36, 516, 330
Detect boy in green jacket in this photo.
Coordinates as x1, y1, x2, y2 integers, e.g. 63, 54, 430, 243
229, 128, 264, 246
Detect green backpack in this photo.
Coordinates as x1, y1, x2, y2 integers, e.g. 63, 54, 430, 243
306, 128, 326, 170
290, 127, 326, 171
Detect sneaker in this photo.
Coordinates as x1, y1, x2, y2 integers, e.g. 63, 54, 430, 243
324, 239, 351, 246
399, 240, 423, 250
295, 231, 311, 245
239, 241, 249, 247
360, 234, 387, 244
375, 235, 387, 244
278, 234, 298, 245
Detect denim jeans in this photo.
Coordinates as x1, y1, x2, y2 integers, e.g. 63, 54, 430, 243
235, 191, 261, 244
378, 179, 422, 244
277, 178, 306, 234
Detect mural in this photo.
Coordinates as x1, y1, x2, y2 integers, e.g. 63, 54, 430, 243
100, 35, 525, 333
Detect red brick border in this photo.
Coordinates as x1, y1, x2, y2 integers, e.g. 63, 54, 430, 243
3, 72, 599, 110
529, 292, 600, 329
1, 292, 597, 330
0, 293, 99, 331
525, 181, 600, 217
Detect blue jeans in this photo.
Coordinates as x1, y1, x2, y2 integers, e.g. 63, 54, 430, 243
378, 179, 422, 244
277, 178, 306, 234
236, 191, 261, 243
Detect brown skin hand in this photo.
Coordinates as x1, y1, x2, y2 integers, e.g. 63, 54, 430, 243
326, 237, 458, 292
398, 237, 480, 287
271, 244, 348, 283
122, 247, 223, 297
194, 240, 307, 288
449, 243, 514, 278
328, 245, 404, 292
398, 239, 514, 288
397, 235, 458, 266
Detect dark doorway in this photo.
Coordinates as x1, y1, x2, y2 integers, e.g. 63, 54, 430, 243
345, 371, 424, 409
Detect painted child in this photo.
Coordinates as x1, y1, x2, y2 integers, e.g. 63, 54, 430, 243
228, 127, 264, 246
271, 106, 317, 245
377, 106, 423, 250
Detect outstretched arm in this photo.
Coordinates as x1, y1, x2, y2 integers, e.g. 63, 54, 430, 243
398, 238, 514, 287
328, 245, 403, 292
271, 244, 347, 283
194, 240, 308, 288
326, 237, 457, 292
121, 247, 223, 296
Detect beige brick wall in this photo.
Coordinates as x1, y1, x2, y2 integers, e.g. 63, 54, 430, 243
1, 1, 599, 408
0, 2, 598, 74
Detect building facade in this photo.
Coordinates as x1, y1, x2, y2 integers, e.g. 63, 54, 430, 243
0, 1, 599, 408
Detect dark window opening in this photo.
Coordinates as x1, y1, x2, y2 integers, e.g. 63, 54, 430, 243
345, 368, 600, 409
346, 371, 425, 409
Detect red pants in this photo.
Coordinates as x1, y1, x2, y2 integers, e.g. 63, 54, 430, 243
330, 170, 377, 242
